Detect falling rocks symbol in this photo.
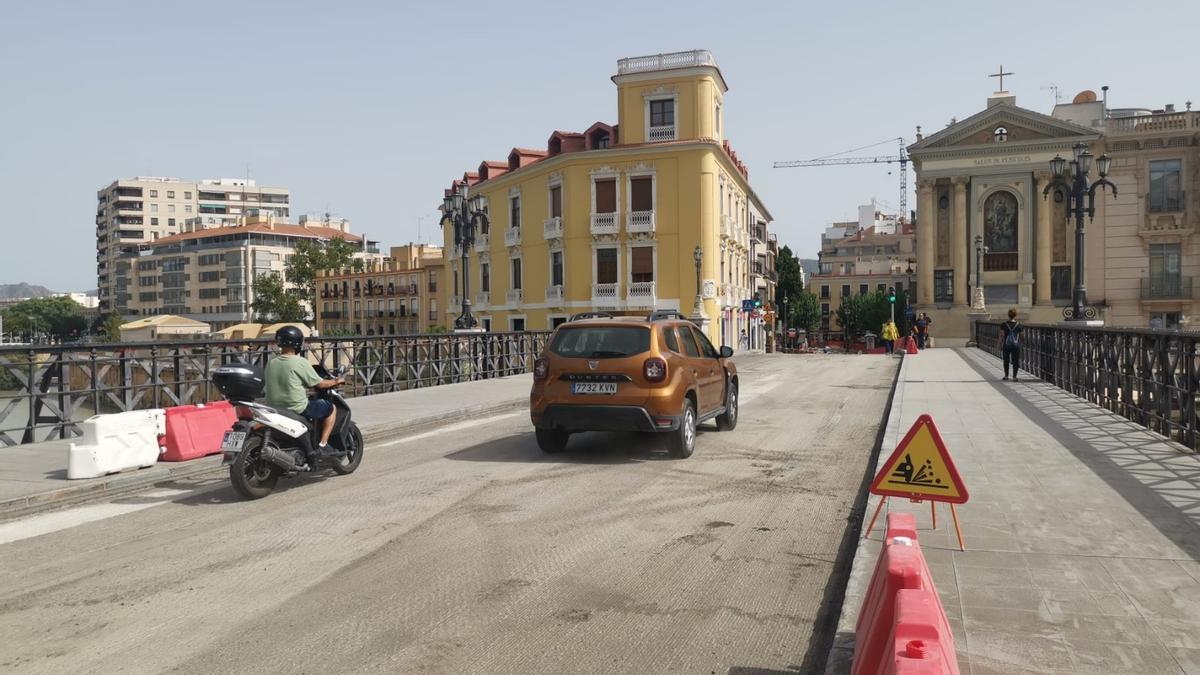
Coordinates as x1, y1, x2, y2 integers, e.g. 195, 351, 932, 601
870, 414, 968, 504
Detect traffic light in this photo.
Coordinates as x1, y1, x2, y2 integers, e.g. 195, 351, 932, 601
753, 293, 762, 309
887, 286, 896, 304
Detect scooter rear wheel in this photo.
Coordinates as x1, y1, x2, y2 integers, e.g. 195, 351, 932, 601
331, 423, 364, 475
230, 435, 279, 500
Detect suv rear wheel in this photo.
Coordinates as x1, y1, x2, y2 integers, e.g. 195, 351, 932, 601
536, 428, 569, 453
716, 381, 738, 431
668, 399, 696, 459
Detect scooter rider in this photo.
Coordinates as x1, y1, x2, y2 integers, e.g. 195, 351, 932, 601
264, 326, 344, 455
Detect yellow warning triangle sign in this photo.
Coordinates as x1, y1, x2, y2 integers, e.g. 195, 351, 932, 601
870, 414, 969, 504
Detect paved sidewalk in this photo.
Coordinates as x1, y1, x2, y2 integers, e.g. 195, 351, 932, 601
0, 374, 533, 520
827, 348, 1200, 674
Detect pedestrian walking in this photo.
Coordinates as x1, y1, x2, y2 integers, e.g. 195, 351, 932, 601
739, 329, 749, 350
996, 308, 1022, 381
881, 319, 899, 354
915, 313, 929, 349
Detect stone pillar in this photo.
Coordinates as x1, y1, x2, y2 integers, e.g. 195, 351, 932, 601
1034, 171, 1052, 306
917, 181, 935, 305
952, 177, 969, 307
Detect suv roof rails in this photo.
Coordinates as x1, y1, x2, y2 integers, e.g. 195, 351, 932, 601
646, 310, 688, 322
570, 311, 614, 321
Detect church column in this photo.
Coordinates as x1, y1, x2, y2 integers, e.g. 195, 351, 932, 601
952, 177, 969, 307
1034, 171, 1052, 306
917, 181, 935, 305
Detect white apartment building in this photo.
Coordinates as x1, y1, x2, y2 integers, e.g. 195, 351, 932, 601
96, 176, 290, 314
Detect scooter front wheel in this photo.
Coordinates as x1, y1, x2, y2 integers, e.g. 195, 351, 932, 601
230, 435, 279, 499
331, 423, 364, 475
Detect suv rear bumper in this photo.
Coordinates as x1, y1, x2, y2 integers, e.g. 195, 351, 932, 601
532, 405, 680, 432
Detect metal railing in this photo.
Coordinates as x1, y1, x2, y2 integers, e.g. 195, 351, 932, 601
1141, 276, 1193, 300
0, 331, 551, 447
975, 321, 1200, 450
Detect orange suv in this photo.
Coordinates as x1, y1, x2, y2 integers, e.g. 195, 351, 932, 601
530, 310, 739, 458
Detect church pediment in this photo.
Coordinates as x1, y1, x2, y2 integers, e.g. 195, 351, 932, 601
910, 102, 1097, 156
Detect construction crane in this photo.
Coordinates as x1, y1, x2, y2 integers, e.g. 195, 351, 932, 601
773, 137, 909, 217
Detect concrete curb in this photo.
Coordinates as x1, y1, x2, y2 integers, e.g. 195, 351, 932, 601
0, 397, 528, 522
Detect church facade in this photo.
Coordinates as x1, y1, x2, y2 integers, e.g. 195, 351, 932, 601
909, 91, 1101, 339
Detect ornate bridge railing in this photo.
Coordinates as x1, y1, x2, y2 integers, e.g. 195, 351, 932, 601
0, 331, 551, 447
975, 321, 1200, 450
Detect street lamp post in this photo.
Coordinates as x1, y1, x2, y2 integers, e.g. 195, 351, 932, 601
973, 235, 989, 311
782, 294, 790, 351
1044, 142, 1116, 322
690, 245, 707, 326
441, 183, 490, 331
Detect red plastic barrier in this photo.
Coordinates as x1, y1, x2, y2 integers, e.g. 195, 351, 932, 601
159, 401, 237, 462
906, 338, 919, 355
852, 513, 958, 675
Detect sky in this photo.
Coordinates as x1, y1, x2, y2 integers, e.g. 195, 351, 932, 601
2, 0, 1196, 291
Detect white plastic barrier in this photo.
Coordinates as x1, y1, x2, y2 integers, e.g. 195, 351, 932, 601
67, 409, 166, 480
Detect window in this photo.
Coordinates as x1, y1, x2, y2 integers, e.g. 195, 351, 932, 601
1148, 243, 1182, 297
678, 327, 701, 357
428, 271, 437, 292
595, 179, 616, 214
841, 285, 850, 298
1051, 265, 1071, 300
691, 327, 718, 358
631, 246, 654, 283
821, 303, 830, 316
551, 316, 568, 329
859, 284, 868, 295
168, 204, 176, 213
167, 190, 175, 198
185, 205, 192, 213
150, 204, 158, 213
596, 248, 618, 284
1151, 312, 1182, 330
934, 270, 954, 302
149, 190, 158, 198
150, 217, 159, 226
199, 288, 221, 299
551, 326, 651, 358
139, 276, 156, 286
480, 262, 490, 292
877, 283, 886, 293
550, 185, 562, 218
714, 103, 721, 136
663, 325, 681, 352
1149, 160, 1182, 212
184, 191, 191, 200
551, 251, 563, 286
509, 195, 521, 229
820, 285, 830, 299
630, 176, 653, 212
139, 291, 156, 301
199, 271, 221, 282
511, 318, 525, 332
168, 218, 175, 227
993, 126, 1008, 143
511, 257, 522, 290
649, 99, 674, 128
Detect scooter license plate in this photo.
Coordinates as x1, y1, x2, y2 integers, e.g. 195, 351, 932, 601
220, 431, 247, 451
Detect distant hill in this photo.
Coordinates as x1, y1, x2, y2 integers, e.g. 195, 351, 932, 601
799, 259, 819, 276
0, 283, 54, 300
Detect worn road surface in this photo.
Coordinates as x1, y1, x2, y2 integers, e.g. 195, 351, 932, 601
0, 354, 895, 674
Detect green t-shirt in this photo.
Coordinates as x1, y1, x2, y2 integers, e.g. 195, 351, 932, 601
265, 354, 322, 413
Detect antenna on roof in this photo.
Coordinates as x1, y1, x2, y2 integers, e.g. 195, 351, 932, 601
1041, 83, 1062, 104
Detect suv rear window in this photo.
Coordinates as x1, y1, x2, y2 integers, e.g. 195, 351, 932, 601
551, 326, 651, 358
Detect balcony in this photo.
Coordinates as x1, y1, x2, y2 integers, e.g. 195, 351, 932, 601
504, 227, 521, 247
476, 291, 489, 308
590, 212, 619, 236
721, 215, 735, 239
1109, 111, 1200, 135
983, 252, 1018, 271
320, 311, 341, 320
592, 282, 620, 308
627, 281, 656, 308
627, 211, 655, 234
617, 50, 717, 75
1141, 276, 1192, 300
648, 125, 676, 142
543, 216, 564, 240
475, 232, 489, 251
545, 284, 564, 306
507, 288, 523, 305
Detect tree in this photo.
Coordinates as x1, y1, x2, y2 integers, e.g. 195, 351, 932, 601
251, 273, 305, 323
774, 245, 804, 309
100, 313, 124, 342
835, 290, 892, 338
1, 296, 87, 341
789, 291, 822, 333
285, 237, 364, 317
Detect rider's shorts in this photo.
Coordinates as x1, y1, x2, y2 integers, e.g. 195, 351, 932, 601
303, 398, 334, 421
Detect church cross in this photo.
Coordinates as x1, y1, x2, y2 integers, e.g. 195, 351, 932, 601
989, 65, 1014, 91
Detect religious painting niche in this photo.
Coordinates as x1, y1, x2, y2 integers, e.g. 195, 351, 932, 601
984, 190, 1018, 271
936, 189, 950, 267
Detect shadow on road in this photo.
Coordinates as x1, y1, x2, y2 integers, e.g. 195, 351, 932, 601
444, 428, 715, 464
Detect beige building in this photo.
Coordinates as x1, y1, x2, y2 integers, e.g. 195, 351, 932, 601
315, 244, 446, 335
96, 177, 290, 315
126, 213, 361, 330
910, 86, 1200, 338
118, 315, 211, 342
810, 207, 916, 331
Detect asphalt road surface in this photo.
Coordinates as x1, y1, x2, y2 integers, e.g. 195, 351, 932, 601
0, 353, 896, 674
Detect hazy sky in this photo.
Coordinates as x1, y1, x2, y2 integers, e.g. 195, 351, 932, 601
3, 0, 1196, 291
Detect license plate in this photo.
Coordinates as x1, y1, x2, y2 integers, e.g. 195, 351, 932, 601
572, 382, 617, 395
220, 431, 247, 451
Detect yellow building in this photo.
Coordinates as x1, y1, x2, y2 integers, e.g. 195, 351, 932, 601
440, 50, 772, 346
315, 244, 445, 335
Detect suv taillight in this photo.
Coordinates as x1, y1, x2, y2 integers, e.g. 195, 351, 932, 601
534, 357, 549, 380
643, 357, 667, 383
